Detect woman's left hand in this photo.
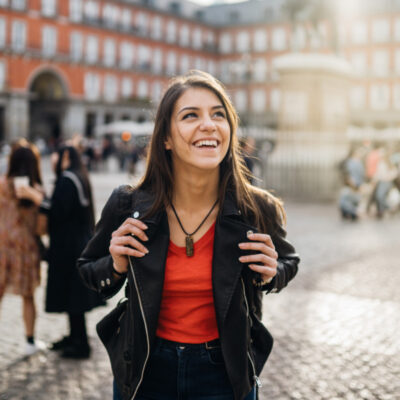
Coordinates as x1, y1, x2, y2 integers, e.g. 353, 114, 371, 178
238, 232, 278, 283
15, 185, 44, 206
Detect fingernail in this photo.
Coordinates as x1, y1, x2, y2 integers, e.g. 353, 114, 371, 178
238, 243, 245, 248
247, 230, 254, 237
238, 256, 245, 262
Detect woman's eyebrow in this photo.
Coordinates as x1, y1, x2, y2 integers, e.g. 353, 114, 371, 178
177, 105, 224, 115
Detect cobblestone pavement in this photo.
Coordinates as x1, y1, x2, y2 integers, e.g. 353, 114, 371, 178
1, 169, 399, 400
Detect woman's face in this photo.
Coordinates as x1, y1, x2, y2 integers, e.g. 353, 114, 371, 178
165, 87, 231, 173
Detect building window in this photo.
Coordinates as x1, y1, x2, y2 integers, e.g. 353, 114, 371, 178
151, 81, 162, 102
11, 20, 26, 53
206, 31, 215, 49
219, 61, 231, 83
292, 26, 306, 50
395, 50, 400, 75
393, 84, 400, 110
42, 26, 57, 57
220, 33, 232, 54
151, 16, 162, 40
84, 72, 100, 100
236, 31, 249, 53
0, 61, 5, 91
166, 51, 177, 76
370, 84, 389, 110
0, 18, 6, 48
180, 25, 189, 47
70, 31, 83, 61
42, 0, 56, 17
372, 19, 390, 43
137, 45, 151, 70
103, 4, 119, 28
351, 21, 368, 44
271, 28, 286, 51
152, 48, 163, 74
270, 89, 281, 112
121, 9, 131, 31
166, 20, 176, 43
207, 60, 216, 76
86, 35, 98, 64
235, 90, 247, 112
194, 57, 205, 71
104, 74, 118, 102
251, 90, 266, 113
136, 12, 148, 36
253, 58, 267, 82
180, 54, 190, 75
0, 0, 7, 7
350, 86, 366, 110
372, 50, 389, 77
350, 52, 367, 75
11, 0, 26, 11
193, 28, 202, 50
69, 0, 82, 22
254, 29, 267, 52
120, 42, 134, 69
84, 0, 99, 23
103, 38, 116, 67
137, 79, 148, 99
394, 18, 400, 42
121, 77, 133, 99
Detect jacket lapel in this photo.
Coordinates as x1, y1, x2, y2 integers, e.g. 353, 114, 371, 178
213, 195, 257, 328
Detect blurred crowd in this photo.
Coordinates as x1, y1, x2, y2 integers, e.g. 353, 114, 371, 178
338, 142, 400, 221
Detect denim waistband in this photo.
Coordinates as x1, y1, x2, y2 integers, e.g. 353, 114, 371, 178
155, 337, 220, 350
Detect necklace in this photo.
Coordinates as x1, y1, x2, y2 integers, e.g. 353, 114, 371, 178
170, 199, 219, 257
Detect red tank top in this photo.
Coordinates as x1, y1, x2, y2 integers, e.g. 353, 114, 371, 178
156, 222, 219, 343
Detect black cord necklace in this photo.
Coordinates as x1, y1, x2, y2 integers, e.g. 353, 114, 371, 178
170, 199, 219, 257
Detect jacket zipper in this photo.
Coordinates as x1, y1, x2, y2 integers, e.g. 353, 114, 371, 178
240, 278, 263, 389
128, 256, 150, 400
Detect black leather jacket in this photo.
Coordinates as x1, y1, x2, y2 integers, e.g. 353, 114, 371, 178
78, 186, 299, 400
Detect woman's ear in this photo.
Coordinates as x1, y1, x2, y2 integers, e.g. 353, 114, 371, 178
164, 137, 172, 150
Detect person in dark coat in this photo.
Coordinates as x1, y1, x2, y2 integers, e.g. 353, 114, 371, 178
17, 145, 105, 358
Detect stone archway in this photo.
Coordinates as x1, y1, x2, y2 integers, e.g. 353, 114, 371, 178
29, 71, 68, 142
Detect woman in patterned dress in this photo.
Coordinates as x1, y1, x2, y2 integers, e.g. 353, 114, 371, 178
0, 139, 45, 355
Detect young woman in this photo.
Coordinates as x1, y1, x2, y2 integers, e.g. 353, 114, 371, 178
78, 71, 299, 399
0, 140, 45, 355
17, 146, 105, 358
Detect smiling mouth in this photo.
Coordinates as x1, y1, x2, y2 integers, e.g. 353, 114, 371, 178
193, 139, 219, 148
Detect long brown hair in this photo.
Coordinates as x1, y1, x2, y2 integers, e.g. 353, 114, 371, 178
137, 70, 285, 232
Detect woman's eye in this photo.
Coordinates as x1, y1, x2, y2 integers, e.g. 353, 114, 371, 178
182, 112, 197, 120
214, 111, 226, 118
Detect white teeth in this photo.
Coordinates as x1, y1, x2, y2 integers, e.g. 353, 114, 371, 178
195, 140, 218, 148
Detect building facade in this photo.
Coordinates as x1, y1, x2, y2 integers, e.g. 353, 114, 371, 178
1, 0, 400, 143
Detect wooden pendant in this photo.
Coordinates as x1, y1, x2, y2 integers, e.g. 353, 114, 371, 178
185, 235, 194, 257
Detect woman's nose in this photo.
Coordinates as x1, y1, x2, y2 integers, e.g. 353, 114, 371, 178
200, 117, 216, 131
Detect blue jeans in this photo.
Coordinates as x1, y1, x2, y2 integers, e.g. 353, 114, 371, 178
113, 338, 256, 400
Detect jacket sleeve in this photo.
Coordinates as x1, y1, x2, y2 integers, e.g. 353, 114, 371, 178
262, 222, 299, 294
77, 187, 128, 299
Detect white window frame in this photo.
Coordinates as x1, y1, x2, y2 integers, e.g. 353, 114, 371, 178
103, 4, 119, 28
137, 45, 151, 70
253, 29, 267, 52
11, 20, 26, 53
84, 72, 100, 101
69, 0, 82, 22
166, 51, 177, 76
166, 20, 176, 43
136, 12, 148, 36
350, 86, 366, 110
151, 81, 162, 102
271, 28, 286, 51
86, 35, 98, 64
270, 89, 281, 112
180, 54, 190, 75
251, 89, 266, 113
180, 25, 189, 47
151, 16, 162, 40
70, 31, 83, 62
351, 21, 368, 45
137, 79, 148, 99
0, 60, 6, 91
220, 33, 232, 54
393, 84, 400, 110
11, 0, 26, 11
103, 74, 118, 103
235, 90, 247, 112
193, 28, 202, 50
370, 84, 390, 110
84, 0, 99, 22
236, 31, 250, 53
372, 19, 390, 43
350, 52, 367, 75
394, 18, 400, 42
42, 26, 57, 57
103, 38, 116, 67
0, 17, 6, 48
121, 77, 133, 99
120, 41, 134, 70
121, 9, 131, 31
372, 50, 389, 77
152, 48, 163, 74
42, 0, 56, 17
0, 0, 8, 8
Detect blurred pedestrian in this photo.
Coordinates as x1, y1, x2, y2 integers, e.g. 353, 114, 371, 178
0, 139, 46, 355
343, 147, 365, 189
338, 177, 361, 221
373, 148, 398, 218
17, 145, 105, 358
78, 71, 299, 400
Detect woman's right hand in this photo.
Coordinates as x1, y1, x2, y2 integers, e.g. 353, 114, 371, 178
109, 218, 149, 274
